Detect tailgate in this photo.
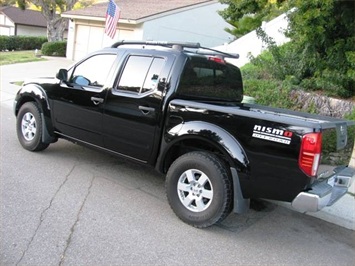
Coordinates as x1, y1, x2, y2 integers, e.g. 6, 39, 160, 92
292, 121, 354, 212
318, 122, 355, 178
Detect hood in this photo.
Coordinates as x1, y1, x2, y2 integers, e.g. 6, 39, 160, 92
23, 77, 59, 86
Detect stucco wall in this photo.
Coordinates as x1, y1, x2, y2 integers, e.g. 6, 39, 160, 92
215, 12, 290, 67
142, 2, 233, 47
0, 13, 47, 36
0, 25, 12, 35
65, 2, 234, 60
66, 19, 141, 60
0, 13, 14, 35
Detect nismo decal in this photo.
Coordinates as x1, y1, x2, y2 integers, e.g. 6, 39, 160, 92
252, 125, 293, 145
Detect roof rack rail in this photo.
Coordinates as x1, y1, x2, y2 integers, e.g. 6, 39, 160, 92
111, 40, 201, 49
110, 40, 239, 59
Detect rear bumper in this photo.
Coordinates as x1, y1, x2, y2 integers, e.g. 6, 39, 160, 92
292, 166, 355, 212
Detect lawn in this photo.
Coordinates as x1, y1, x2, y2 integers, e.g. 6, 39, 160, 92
0, 50, 46, 66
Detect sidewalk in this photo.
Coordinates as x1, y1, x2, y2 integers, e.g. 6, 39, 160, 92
300, 154, 355, 230
0, 56, 73, 109
1, 56, 354, 231
270, 193, 355, 231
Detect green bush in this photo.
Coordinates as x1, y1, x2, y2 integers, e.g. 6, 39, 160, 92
244, 38, 355, 100
242, 78, 294, 109
0, 36, 47, 51
286, 0, 355, 99
345, 109, 355, 121
41, 41, 67, 57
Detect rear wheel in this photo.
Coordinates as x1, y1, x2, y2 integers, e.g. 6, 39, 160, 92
16, 102, 49, 151
166, 151, 232, 228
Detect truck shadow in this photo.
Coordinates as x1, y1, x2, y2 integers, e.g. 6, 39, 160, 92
218, 199, 277, 232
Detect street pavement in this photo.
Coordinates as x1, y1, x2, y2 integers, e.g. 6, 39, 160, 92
1, 57, 355, 265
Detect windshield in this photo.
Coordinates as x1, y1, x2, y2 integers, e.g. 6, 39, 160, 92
177, 55, 243, 102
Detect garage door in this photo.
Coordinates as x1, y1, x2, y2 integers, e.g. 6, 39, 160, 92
73, 24, 135, 61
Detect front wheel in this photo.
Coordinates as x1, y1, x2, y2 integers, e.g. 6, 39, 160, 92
16, 102, 49, 151
166, 151, 232, 228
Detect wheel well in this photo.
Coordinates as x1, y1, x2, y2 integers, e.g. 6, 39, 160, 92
161, 138, 232, 174
15, 97, 37, 116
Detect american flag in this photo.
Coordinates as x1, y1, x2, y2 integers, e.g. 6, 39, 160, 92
105, 0, 120, 39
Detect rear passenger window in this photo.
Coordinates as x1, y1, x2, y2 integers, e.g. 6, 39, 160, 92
117, 55, 165, 94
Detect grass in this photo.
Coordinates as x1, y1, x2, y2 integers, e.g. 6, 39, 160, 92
0, 50, 46, 66
11, 81, 24, 86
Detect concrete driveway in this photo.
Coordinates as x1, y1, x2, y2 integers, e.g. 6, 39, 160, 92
1, 57, 355, 266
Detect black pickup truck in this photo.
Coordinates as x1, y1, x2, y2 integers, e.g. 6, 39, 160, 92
14, 41, 355, 228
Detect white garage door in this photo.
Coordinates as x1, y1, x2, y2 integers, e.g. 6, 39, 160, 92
73, 24, 135, 61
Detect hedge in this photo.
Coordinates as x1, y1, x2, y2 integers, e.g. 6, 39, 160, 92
41, 41, 67, 57
0, 36, 48, 51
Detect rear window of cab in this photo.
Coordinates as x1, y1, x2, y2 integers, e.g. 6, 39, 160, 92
177, 55, 243, 102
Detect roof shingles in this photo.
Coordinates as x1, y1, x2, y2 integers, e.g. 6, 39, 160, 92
0, 6, 47, 27
64, 0, 214, 20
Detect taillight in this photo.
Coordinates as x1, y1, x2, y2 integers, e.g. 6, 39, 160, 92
208, 56, 226, 64
299, 132, 322, 177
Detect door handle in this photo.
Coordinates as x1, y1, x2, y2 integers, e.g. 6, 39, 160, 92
91, 97, 104, 105
185, 107, 208, 114
139, 106, 155, 114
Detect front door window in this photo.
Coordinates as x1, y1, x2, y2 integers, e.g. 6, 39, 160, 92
69, 54, 117, 88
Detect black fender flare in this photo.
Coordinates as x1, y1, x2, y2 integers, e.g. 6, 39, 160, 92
14, 84, 50, 113
157, 121, 249, 172
14, 84, 56, 144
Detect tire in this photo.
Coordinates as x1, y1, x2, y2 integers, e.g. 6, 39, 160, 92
166, 151, 232, 228
16, 102, 49, 151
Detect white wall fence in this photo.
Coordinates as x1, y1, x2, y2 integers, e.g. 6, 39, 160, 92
214, 12, 290, 67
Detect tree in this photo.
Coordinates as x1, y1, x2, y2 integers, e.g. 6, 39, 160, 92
0, 0, 17, 6
218, 0, 289, 38
219, 0, 355, 98
17, 0, 79, 42
285, 0, 355, 98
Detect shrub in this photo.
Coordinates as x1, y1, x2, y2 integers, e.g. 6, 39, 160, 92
41, 41, 67, 57
0, 36, 47, 51
242, 78, 294, 109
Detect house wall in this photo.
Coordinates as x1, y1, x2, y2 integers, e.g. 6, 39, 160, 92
66, 19, 141, 60
0, 13, 15, 35
16, 25, 47, 36
142, 2, 233, 47
65, 2, 234, 61
0, 13, 47, 36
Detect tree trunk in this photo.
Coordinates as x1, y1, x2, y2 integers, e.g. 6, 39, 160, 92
39, 0, 77, 42
16, 0, 78, 42
46, 16, 67, 42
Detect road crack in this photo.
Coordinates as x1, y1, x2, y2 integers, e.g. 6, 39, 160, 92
15, 164, 77, 266
59, 174, 95, 266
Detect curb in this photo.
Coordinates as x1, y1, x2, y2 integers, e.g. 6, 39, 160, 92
349, 145, 355, 194
269, 193, 355, 231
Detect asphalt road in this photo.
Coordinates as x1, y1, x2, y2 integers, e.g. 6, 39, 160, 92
1, 59, 355, 266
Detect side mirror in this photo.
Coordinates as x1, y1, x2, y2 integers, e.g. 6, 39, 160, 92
56, 69, 68, 81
